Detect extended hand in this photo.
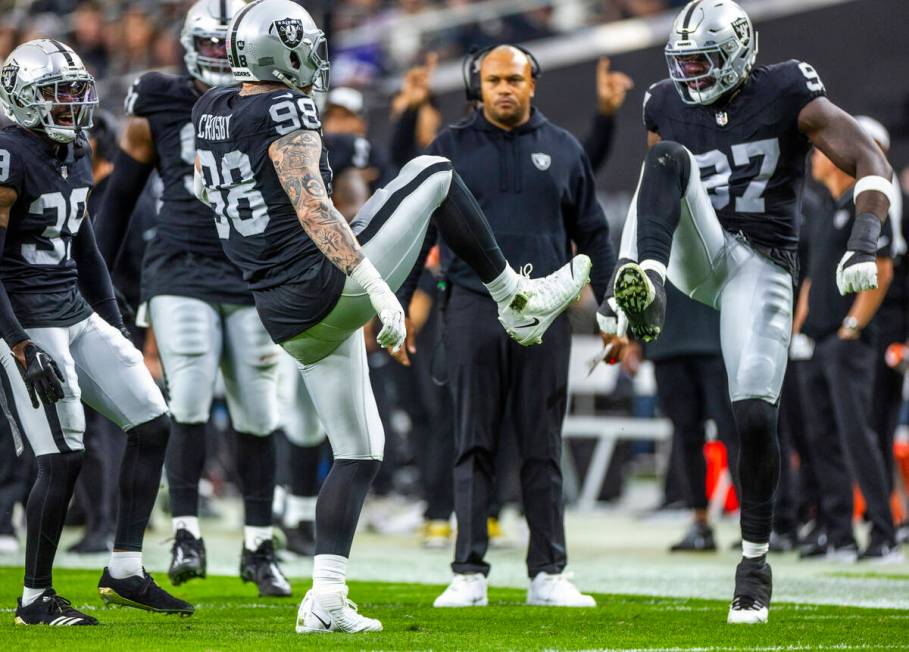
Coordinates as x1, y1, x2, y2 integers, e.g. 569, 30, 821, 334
596, 57, 634, 116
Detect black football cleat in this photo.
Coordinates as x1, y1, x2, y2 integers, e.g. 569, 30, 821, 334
240, 539, 292, 597
15, 589, 98, 626
613, 262, 666, 342
168, 529, 207, 586
98, 568, 194, 616
727, 556, 772, 624
67, 530, 113, 554
859, 541, 905, 563
768, 530, 797, 553
670, 522, 717, 552
283, 521, 316, 557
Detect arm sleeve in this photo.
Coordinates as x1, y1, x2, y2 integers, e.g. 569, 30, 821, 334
0, 227, 29, 347
94, 150, 154, 266
389, 108, 421, 170
582, 113, 616, 173
72, 217, 123, 329
564, 148, 614, 303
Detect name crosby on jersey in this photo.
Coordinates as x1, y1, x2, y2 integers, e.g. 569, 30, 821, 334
196, 113, 232, 141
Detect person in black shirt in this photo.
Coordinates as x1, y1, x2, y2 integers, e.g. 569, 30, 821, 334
795, 140, 899, 561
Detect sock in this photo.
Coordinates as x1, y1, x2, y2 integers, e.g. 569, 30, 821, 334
733, 399, 781, 545
108, 550, 142, 579
244, 525, 273, 551
742, 540, 769, 559
235, 431, 277, 528
165, 421, 207, 518
636, 141, 691, 266
172, 516, 201, 539
284, 495, 317, 528
433, 171, 508, 283
24, 451, 84, 591
312, 553, 347, 591
483, 266, 522, 306
640, 259, 667, 284
21, 586, 46, 607
315, 459, 381, 557
115, 415, 170, 551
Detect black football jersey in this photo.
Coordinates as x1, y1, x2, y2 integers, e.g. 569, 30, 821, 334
191, 86, 343, 338
644, 60, 826, 251
0, 125, 93, 326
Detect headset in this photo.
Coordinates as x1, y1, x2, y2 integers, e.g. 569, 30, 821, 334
461, 44, 542, 103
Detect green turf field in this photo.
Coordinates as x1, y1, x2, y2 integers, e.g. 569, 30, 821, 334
1, 568, 908, 651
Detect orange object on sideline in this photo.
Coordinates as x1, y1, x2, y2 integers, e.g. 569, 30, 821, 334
705, 441, 739, 512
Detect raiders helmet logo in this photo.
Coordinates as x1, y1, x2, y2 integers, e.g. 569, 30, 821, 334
274, 18, 304, 48
731, 17, 751, 44
1, 62, 19, 94
531, 153, 551, 171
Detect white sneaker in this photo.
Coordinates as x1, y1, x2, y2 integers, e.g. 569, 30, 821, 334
499, 255, 592, 346
295, 587, 382, 634
527, 572, 596, 607
433, 573, 488, 607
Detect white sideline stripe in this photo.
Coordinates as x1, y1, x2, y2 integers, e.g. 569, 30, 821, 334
594, 646, 909, 652
429, 0, 858, 93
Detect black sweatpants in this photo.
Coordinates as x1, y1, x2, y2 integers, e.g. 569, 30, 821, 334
445, 287, 570, 578
654, 354, 738, 511
870, 302, 908, 491
0, 419, 33, 535
800, 335, 896, 547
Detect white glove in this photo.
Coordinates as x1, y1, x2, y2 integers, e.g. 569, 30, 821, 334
350, 259, 406, 351
193, 165, 212, 207
596, 297, 628, 337
835, 251, 878, 295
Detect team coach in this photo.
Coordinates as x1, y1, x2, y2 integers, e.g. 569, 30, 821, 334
426, 45, 616, 607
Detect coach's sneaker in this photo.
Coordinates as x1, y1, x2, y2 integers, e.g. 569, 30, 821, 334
670, 522, 717, 552
527, 572, 596, 607
240, 539, 292, 597
296, 587, 383, 633
168, 529, 206, 586
98, 567, 194, 616
15, 589, 98, 626
499, 255, 592, 346
727, 556, 772, 624
613, 261, 666, 342
433, 573, 488, 607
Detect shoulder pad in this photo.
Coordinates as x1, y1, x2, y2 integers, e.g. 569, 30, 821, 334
124, 71, 180, 117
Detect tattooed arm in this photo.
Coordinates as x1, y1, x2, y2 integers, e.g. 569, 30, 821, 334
269, 129, 364, 275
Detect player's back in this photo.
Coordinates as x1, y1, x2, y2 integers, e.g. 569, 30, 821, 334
644, 60, 826, 251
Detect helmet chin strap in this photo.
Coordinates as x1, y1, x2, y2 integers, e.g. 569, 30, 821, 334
272, 69, 299, 91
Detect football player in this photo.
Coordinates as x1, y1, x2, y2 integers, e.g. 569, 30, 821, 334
0, 39, 193, 625
193, 0, 591, 633
94, 0, 291, 597
597, 0, 895, 624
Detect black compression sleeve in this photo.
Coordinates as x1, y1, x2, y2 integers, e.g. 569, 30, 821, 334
94, 150, 154, 266
73, 218, 123, 329
582, 113, 616, 174
0, 228, 29, 347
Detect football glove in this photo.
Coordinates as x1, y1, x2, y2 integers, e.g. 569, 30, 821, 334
837, 212, 881, 295
17, 343, 65, 409
350, 258, 406, 352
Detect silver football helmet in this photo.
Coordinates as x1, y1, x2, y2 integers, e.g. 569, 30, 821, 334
227, 0, 329, 92
0, 39, 97, 144
181, 0, 249, 87
665, 0, 758, 105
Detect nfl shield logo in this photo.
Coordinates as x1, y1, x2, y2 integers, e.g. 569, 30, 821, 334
715, 111, 729, 127
531, 153, 551, 171
1, 63, 18, 94
274, 18, 304, 48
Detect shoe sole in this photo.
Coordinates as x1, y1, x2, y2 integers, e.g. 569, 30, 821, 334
613, 262, 660, 342
727, 608, 769, 624
433, 598, 489, 608
526, 600, 597, 607
509, 256, 592, 346
240, 573, 293, 597
296, 624, 383, 634
98, 587, 194, 617
169, 565, 205, 587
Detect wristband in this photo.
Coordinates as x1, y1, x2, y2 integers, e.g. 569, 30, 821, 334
854, 175, 896, 206
846, 212, 882, 254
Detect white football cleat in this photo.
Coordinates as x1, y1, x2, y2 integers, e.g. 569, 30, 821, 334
295, 587, 382, 634
433, 573, 488, 607
727, 597, 769, 625
499, 255, 592, 346
527, 572, 596, 607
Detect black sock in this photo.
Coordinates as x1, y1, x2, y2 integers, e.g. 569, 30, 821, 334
236, 430, 276, 527
24, 451, 84, 588
289, 440, 322, 498
114, 414, 169, 551
433, 171, 507, 283
165, 421, 207, 518
636, 140, 691, 266
314, 459, 381, 557
733, 399, 781, 544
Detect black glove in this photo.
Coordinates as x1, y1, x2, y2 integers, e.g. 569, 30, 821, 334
16, 343, 65, 409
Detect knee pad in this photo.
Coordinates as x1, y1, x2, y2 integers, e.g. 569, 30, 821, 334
646, 140, 691, 193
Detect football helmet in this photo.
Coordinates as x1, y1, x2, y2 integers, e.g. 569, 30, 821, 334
226, 0, 329, 92
0, 39, 97, 144
665, 0, 758, 105
181, 0, 249, 87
